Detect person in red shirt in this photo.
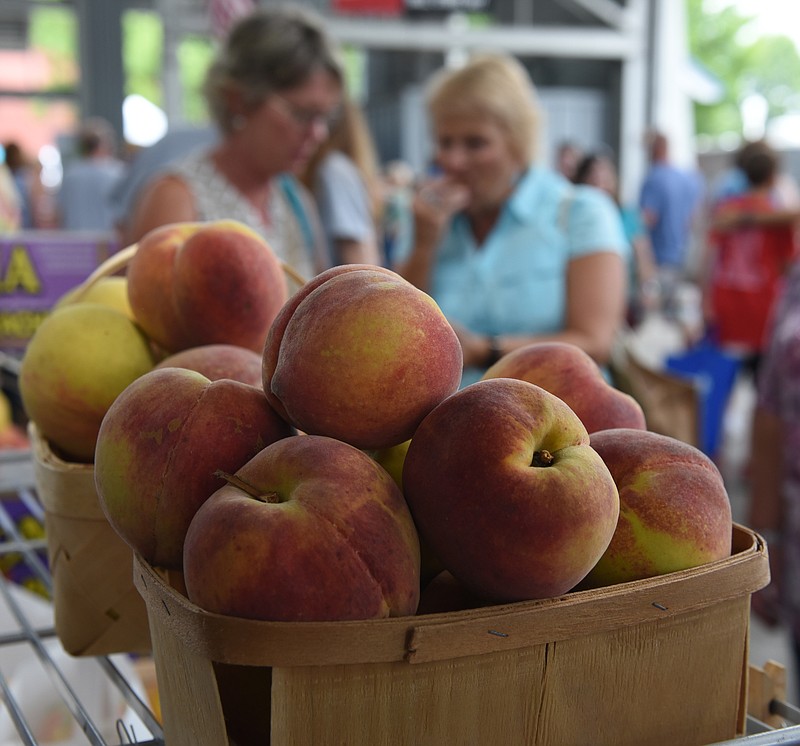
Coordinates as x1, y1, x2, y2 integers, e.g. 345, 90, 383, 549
703, 140, 800, 375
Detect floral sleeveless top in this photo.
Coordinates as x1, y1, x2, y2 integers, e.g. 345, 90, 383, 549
169, 149, 322, 282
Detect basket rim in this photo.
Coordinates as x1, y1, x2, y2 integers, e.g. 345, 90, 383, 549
133, 523, 768, 667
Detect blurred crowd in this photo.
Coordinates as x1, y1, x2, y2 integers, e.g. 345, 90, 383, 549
1, 4, 799, 685
1, 118, 128, 235
3, 5, 800, 413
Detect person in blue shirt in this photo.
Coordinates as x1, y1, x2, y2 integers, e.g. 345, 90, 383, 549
573, 150, 659, 327
639, 131, 704, 318
57, 118, 128, 233
392, 53, 629, 387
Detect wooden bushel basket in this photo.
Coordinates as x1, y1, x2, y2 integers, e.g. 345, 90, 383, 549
30, 422, 151, 656
134, 524, 769, 746
24, 245, 151, 656
25, 235, 305, 658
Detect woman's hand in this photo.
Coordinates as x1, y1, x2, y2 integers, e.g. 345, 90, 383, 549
413, 177, 470, 246
416, 175, 470, 207
395, 177, 468, 291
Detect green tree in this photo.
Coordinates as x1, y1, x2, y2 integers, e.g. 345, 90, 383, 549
688, 0, 800, 138
123, 10, 164, 108
177, 35, 215, 123
29, 6, 78, 92
122, 12, 215, 124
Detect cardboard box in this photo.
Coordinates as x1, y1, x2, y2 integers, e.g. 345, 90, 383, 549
134, 523, 769, 746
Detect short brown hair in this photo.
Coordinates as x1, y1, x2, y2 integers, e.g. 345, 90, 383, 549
204, 6, 343, 134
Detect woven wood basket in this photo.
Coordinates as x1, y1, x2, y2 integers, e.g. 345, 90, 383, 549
24, 245, 150, 655
27, 235, 303, 657
30, 421, 151, 656
134, 524, 770, 746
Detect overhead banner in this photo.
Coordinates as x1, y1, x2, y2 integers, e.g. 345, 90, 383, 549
405, 0, 491, 12
333, 0, 490, 13
0, 231, 120, 352
332, 0, 404, 14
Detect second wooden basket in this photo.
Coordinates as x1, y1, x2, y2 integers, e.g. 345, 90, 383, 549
30, 422, 151, 656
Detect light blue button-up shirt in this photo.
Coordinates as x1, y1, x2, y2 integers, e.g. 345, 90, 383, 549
396, 165, 629, 387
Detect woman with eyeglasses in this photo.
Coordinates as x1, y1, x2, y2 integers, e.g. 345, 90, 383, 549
125, 6, 343, 281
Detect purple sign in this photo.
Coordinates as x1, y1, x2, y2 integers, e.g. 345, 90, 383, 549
0, 231, 120, 351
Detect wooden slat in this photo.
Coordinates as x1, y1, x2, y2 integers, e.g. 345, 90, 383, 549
147, 608, 230, 746
266, 601, 748, 746
748, 660, 789, 729
31, 423, 151, 655
405, 531, 767, 664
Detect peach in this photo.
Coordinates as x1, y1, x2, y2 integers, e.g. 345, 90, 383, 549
403, 378, 620, 602
261, 263, 397, 421
482, 341, 646, 434
54, 276, 135, 320
417, 571, 488, 615
369, 438, 444, 586
127, 220, 288, 354
370, 439, 411, 492
581, 428, 733, 587
155, 344, 263, 387
183, 434, 420, 621
94, 367, 294, 568
0, 392, 28, 450
19, 303, 157, 462
264, 266, 463, 450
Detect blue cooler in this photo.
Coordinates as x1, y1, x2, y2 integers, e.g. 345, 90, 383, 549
665, 341, 742, 458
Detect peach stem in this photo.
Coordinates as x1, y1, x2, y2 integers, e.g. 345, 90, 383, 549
531, 450, 554, 467
69, 243, 139, 302
281, 261, 308, 288
214, 470, 281, 503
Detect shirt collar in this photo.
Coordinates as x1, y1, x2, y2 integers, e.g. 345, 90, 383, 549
506, 166, 546, 223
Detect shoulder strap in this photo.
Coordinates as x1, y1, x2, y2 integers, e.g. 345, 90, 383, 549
277, 174, 316, 259
558, 186, 576, 234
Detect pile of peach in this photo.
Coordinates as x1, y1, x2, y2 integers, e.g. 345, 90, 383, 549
20, 220, 733, 622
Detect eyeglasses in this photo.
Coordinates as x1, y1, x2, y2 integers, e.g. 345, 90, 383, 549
269, 93, 339, 132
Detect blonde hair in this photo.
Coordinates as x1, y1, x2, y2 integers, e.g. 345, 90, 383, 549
301, 97, 383, 223
426, 53, 541, 165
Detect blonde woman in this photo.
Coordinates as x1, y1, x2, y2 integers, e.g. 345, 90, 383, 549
393, 53, 629, 386
300, 96, 384, 266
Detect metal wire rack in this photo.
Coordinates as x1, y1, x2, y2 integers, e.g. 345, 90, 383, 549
0, 448, 164, 746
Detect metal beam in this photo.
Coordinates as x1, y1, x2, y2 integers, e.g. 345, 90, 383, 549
74, 0, 126, 138
513, 0, 534, 25
558, 0, 626, 29
618, 0, 648, 204
327, 19, 637, 59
